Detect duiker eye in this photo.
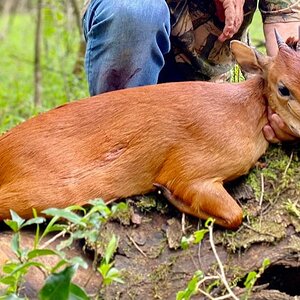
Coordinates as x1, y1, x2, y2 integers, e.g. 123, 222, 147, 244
278, 84, 290, 97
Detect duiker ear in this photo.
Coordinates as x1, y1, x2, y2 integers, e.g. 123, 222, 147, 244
230, 41, 271, 74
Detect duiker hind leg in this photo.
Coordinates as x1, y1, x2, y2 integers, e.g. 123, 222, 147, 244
155, 181, 243, 229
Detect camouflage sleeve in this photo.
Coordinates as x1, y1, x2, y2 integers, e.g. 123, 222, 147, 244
259, 0, 300, 23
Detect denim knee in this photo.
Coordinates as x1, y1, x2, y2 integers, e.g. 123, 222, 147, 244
83, 0, 171, 95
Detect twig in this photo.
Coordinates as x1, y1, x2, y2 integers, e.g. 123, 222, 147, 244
181, 213, 186, 234
208, 224, 239, 300
127, 234, 148, 258
259, 172, 264, 207
259, 172, 264, 228
198, 288, 216, 300
40, 229, 67, 249
34, 0, 43, 107
242, 223, 277, 238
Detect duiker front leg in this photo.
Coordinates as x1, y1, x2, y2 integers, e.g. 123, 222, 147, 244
155, 180, 243, 229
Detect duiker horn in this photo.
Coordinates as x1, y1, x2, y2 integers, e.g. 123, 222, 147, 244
274, 28, 287, 49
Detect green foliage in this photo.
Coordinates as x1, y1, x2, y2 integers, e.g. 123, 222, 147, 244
176, 271, 204, 300
178, 219, 272, 300
0, 200, 127, 299
285, 199, 300, 218
180, 218, 212, 250
242, 258, 270, 300
39, 265, 89, 300
0, 5, 88, 134
98, 235, 124, 286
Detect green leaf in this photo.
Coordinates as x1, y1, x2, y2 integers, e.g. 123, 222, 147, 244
68, 257, 88, 270
4, 220, 19, 233
64, 205, 86, 214
104, 235, 118, 264
10, 210, 25, 229
45, 224, 67, 233
176, 271, 203, 300
180, 236, 191, 250
105, 267, 124, 284
27, 249, 60, 259
39, 265, 77, 300
262, 258, 270, 269
51, 260, 68, 273
244, 271, 257, 288
111, 202, 128, 214
2, 263, 19, 274
86, 199, 111, 218
98, 262, 113, 278
39, 216, 61, 241
33, 209, 42, 249
42, 208, 84, 226
56, 236, 74, 251
193, 229, 208, 244
69, 283, 90, 300
0, 275, 17, 285
23, 217, 46, 227
10, 261, 46, 276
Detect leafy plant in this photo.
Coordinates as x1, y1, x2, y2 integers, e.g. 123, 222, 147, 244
97, 235, 124, 286
0, 199, 127, 299
176, 270, 204, 300
242, 258, 270, 300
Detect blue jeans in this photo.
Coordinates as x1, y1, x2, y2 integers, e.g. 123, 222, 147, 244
83, 0, 171, 95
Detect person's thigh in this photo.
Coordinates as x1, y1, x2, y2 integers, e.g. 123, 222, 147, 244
83, 0, 171, 95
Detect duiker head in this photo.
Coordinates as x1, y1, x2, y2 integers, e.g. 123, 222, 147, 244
230, 30, 300, 137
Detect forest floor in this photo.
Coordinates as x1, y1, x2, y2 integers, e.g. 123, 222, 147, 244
91, 143, 300, 299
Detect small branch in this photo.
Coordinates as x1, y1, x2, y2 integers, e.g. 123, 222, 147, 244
259, 173, 264, 207
34, 0, 43, 107
40, 229, 67, 249
208, 224, 239, 300
181, 213, 186, 234
127, 234, 148, 258
259, 172, 264, 228
242, 223, 277, 238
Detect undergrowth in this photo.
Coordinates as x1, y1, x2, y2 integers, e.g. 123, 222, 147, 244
0, 200, 127, 299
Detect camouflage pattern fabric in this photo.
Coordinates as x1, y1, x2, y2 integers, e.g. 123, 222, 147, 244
83, 0, 300, 82
260, 0, 300, 23
161, 0, 300, 82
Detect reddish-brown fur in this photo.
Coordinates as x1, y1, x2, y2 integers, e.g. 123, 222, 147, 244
0, 40, 300, 229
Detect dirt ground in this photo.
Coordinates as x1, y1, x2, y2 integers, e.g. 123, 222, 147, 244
0, 143, 299, 299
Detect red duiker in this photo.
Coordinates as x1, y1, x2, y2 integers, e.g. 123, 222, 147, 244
0, 31, 299, 229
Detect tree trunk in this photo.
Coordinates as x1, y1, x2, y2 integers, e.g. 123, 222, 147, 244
34, 0, 43, 107
0, 0, 18, 40
70, 0, 86, 75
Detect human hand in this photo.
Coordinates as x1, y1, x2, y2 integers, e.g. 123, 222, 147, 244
263, 107, 298, 143
214, 0, 245, 42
